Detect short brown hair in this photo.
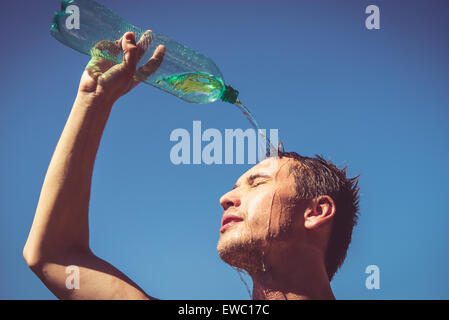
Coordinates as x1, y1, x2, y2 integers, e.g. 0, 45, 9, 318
278, 151, 360, 280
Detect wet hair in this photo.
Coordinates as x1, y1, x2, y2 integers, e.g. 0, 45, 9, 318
277, 151, 360, 281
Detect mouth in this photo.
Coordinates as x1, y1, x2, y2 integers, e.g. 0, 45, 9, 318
220, 214, 244, 234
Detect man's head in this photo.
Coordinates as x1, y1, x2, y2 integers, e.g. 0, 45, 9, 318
217, 152, 360, 281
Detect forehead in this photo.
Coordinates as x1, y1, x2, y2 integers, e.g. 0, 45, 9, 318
235, 157, 298, 185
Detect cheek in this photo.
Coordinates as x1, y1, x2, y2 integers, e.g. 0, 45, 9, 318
247, 191, 272, 219
246, 190, 277, 235
246, 189, 298, 239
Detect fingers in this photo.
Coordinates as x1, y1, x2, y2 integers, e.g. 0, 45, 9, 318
88, 30, 152, 69
90, 40, 121, 63
86, 40, 119, 80
85, 57, 115, 79
133, 44, 166, 84
120, 32, 139, 73
89, 31, 164, 95
136, 30, 153, 62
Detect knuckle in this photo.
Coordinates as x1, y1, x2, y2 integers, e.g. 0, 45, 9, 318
126, 45, 138, 54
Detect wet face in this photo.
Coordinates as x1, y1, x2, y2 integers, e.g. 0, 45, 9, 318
217, 157, 307, 274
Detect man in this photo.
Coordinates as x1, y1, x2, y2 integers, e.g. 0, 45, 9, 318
23, 32, 360, 300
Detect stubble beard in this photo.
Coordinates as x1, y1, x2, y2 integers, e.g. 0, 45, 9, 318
217, 213, 300, 277
217, 226, 266, 276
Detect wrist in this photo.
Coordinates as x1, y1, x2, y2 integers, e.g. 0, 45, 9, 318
75, 90, 115, 111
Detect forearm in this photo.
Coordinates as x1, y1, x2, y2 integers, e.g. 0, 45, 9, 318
24, 92, 113, 263
23, 32, 163, 299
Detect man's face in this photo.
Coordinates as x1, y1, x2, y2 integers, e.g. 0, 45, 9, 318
217, 157, 307, 273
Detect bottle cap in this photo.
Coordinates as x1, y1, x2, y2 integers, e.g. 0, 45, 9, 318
220, 85, 239, 104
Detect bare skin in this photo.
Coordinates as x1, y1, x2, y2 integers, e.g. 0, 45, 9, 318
217, 157, 336, 300
23, 31, 165, 300
24, 32, 336, 300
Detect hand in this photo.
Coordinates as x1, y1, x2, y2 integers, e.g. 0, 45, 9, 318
78, 31, 166, 104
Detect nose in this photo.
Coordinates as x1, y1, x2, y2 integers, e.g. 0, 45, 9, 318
219, 190, 241, 211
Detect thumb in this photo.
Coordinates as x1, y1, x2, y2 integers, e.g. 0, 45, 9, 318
120, 32, 138, 73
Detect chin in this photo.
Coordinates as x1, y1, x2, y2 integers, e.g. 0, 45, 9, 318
217, 231, 265, 274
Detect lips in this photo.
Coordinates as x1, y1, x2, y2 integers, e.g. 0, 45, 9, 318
220, 214, 243, 234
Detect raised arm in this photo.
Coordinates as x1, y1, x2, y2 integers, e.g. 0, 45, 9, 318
23, 31, 165, 300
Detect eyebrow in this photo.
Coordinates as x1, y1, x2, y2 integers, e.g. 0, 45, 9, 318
233, 173, 272, 189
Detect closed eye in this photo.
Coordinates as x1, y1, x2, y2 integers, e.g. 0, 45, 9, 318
247, 173, 271, 188
251, 180, 267, 187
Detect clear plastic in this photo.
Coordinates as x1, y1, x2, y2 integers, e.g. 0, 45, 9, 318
50, 0, 239, 104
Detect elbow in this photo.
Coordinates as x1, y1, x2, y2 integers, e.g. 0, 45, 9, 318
23, 242, 43, 271
23, 241, 90, 271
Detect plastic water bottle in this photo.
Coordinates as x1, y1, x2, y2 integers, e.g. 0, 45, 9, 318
51, 0, 277, 156
50, 0, 239, 104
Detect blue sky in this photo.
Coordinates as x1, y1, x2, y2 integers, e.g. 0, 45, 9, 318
1, 0, 448, 299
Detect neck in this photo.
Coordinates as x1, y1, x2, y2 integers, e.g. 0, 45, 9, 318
250, 248, 335, 300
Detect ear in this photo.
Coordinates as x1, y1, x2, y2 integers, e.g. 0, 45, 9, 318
304, 196, 336, 230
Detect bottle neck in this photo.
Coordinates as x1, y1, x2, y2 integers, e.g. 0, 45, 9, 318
220, 85, 239, 104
